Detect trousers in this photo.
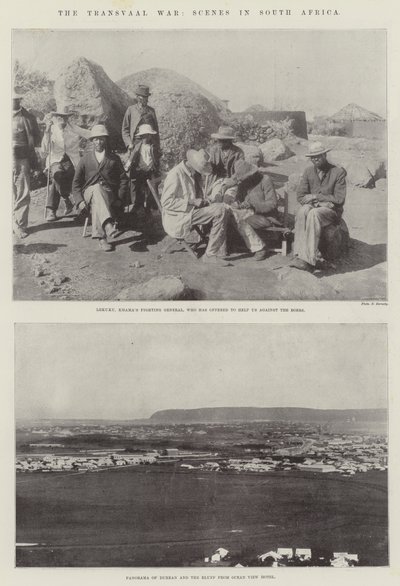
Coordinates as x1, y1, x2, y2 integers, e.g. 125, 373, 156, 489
46, 155, 75, 210
84, 184, 115, 239
230, 208, 265, 253
191, 203, 229, 257
13, 157, 30, 229
294, 204, 339, 266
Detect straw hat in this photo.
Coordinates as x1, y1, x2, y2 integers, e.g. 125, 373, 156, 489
211, 125, 236, 140
186, 149, 212, 175
136, 124, 157, 136
89, 124, 109, 139
305, 141, 331, 157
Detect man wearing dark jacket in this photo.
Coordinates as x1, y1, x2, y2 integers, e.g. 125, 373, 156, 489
121, 85, 160, 155
291, 141, 347, 271
225, 160, 278, 261
72, 125, 129, 252
12, 90, 41, 238
205, 125, 244, 200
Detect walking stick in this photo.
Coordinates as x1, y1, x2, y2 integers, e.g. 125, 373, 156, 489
82, 216, 89, 237
44, 125, 52, 220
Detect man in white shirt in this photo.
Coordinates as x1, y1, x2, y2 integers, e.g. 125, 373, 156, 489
41, 107, 91, 221
124, 124, 160, 217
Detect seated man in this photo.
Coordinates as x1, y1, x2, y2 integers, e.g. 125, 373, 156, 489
124, 123, 160, 216
161, 149, 230, 266
41, 107, 91, 221
223, 160, 279, 261
291, 141, 348, 271
72, 125, 129, 252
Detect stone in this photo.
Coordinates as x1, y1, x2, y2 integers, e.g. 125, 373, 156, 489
54, 57, 134, 150
260, 138, 294, 163
48, 272, 68, 286
117, 276, 190, 300
375, 178, 387, 191
319, 219, 350, 260
345, 162, 375, 188
364, 158, 386, 181
235, 142, 263, 166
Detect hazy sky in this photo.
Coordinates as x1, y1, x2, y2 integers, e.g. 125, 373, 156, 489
15, 324, 387, 420
12, 29, 386, 118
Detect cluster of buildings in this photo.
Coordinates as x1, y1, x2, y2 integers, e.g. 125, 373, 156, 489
203, 547, 359, 567
16, 451, 157, 473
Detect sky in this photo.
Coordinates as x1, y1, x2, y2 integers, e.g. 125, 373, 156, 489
12, 29, 386, 118
15, 324, 387, 420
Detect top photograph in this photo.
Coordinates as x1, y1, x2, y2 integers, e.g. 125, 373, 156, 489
12, 29, 387, 301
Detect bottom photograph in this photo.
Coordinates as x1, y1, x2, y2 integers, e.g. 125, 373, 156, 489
15, 323, 388, 568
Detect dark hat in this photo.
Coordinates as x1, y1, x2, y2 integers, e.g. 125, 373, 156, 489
135, 85, 151, 97
50, 105, 77, 117
13, 88, 24, 100
211, 125, 236, 140
232, 159, 259, 182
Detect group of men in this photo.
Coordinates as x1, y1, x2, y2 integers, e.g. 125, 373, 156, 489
12, 84, 348, 271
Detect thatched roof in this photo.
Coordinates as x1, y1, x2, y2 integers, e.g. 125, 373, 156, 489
330, 103, 384, 122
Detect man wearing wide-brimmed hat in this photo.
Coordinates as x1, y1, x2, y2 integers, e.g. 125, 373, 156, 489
161, 149, 230, 266
224, 159, 279, 261
12, 89, 41, 238
122, 85, 161, 213
122, 84, 160, 156
123, 123, 160, 216
291, 141, 347, 271
41, 106, 91, 221
205, 125, 244, 200
72, 125, 129, 252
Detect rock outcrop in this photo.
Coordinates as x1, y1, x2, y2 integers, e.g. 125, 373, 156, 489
54, 57, 134, 149
260, 138, 294, 163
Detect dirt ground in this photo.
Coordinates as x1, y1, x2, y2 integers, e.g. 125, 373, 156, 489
13, 141, 387, 301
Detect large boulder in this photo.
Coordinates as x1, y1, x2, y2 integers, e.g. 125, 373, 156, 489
118, 68, 225, 169
260, 138, 294, 163
117, 276, 190, 300
345, 162, 375, 188
319, 219, 350, 260
54, 57, 134, 150
235, 142, 263, 166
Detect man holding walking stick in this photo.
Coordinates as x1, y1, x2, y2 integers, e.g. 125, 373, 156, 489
41, 107, 91, 221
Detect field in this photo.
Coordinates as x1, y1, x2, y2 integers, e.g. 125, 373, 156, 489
16, 466, 388, 567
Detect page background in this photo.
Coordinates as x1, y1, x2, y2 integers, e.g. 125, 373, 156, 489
2, 1, 399, 584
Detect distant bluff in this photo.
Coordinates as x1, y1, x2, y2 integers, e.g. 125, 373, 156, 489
117, 67, 228, 168
54, 57, 134, 150
150, 407, 387, 423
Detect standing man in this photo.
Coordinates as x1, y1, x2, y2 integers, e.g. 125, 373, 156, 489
161, 149, 230, 266
72, 125, 129, 252
122, 85, 161, 212
205, 125, 244, 200
291, 142, 347, 272
12, 89, 41, 238
41, 107, 91, 221
124, 123, 160, 215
